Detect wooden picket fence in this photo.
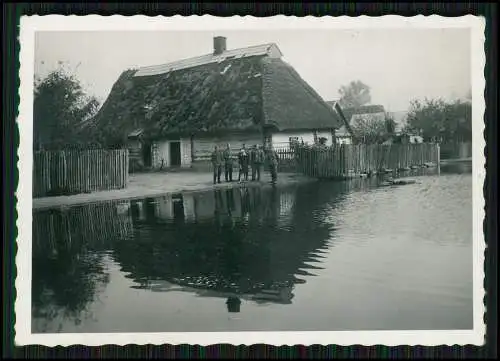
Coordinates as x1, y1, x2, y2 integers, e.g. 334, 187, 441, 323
33, 149, 129, 198
288, 143, 440, 179
276, 148, 297, 172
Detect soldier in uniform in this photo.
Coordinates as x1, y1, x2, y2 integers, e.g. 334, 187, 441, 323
223, 143, 233, 182
251, 145, 265, 181
266, 146, 279, 185
237, 144, 249, 182
211, 145, 223, 184
249, 145, 258, 181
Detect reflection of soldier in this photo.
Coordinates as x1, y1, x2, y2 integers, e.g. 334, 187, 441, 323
263, 186, 279, 224
223, 143, 233, 182
213, 189, 224, 227
270, 185, 279, 213
239, 187, 250, 218
225, 188, 235, 213
251, 187, 263, 223
211, 146, 223, 184
226, 296, 241, 313
222, 189, 235, 229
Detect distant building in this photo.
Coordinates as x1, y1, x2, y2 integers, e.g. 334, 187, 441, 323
342, 105, 387, 126
386, 110, 424, 144
88, 36, 344, 169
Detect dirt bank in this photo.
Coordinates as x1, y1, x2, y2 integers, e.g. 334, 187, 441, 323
33, 172, 316, 210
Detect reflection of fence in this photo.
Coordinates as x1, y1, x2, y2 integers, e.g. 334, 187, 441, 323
33, 149, 129, 197
33, 201, 133, 254
294, 143, 440, 178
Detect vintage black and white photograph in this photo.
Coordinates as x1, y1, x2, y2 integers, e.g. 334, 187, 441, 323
16, 15, 485, 346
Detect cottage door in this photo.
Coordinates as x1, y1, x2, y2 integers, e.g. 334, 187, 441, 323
170, 141, 182, 167
142, 142, 152, 167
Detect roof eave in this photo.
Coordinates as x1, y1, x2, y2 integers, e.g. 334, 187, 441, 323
269, 43, 284, 58
274, 125, 340, 133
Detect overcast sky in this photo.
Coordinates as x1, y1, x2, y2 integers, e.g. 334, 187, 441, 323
35, 29, 471, 112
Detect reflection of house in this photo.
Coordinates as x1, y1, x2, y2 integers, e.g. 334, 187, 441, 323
113, 183, 337, 306
153, 194, 196, 222
90, 36, 344, 169
149, 186, 297, 226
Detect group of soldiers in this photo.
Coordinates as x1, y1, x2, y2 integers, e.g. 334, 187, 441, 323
211, 143, 278, 185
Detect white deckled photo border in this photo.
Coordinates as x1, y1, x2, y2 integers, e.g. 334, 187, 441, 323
16, 14, 486, 346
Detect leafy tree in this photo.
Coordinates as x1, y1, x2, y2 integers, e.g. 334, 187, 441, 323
351, 112, 396, 144
34, 62, 100, 150
406, 98, 472, 143
338, 80, 371, 109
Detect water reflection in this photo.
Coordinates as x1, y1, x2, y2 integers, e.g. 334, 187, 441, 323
33, 181, 367, 326
32, 164, 472, 331
440, 161, 473, 174
113, 184, 350, 306
32, 202, 133, 330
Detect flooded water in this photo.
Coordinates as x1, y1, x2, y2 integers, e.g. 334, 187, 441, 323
32, 163, 473, 333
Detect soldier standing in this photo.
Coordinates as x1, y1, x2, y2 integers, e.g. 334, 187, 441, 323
211, 145, 223, 184
250, 145, 258, 181
253, 145, 265, 181
238, 144, 249, 182
223, 143, 233, 182
266, 146, 279, 185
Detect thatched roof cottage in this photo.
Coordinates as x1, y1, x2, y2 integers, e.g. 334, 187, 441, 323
89, 36, 344, 170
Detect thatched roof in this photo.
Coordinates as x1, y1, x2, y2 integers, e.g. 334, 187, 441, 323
89, 58, 263, 143
88, 42, 342, 145
134, 42, 282, 77
261, 58, 343, 132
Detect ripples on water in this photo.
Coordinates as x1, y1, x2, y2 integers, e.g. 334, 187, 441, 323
32, 164, 473, 333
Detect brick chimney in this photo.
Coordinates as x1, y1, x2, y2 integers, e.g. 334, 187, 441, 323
213, 36, 227, 55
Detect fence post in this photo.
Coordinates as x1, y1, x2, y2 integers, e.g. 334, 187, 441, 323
437, 143, 441, 174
